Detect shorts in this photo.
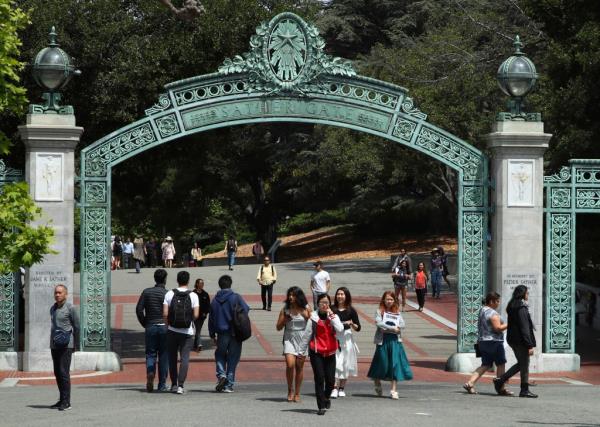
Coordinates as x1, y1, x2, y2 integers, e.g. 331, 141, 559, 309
479, 340, 506, 367
393, 281, 408, 289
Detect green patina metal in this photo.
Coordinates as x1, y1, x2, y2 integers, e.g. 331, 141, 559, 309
0, 160, 24, 351
79, 12, 489, 352
544, 159, 600, 353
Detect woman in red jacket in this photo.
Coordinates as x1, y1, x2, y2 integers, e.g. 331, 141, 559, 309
302, 293, 344, 415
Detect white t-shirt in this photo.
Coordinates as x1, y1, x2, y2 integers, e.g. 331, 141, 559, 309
163, 287, 199, 335
311, 270, 331, 294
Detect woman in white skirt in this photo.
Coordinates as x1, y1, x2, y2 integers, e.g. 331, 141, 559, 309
276, 286, 312, 402
331, 287, 361, 398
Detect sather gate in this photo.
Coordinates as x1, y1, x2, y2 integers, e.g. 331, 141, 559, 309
78, 13, 489, 353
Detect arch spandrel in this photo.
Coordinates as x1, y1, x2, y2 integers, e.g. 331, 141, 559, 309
79, 12, 488, 353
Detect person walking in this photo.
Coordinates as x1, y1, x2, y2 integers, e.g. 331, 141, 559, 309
301, 293, 344, 415
413, 262, 428, 312
252, 240, 264, 262
463, 292, 510, 395
49, 284, 79, 411
276, 286, 311, 402
224, 236, 238, 270
438, 246, 451, 288
208, 275, 250, 393
493, 285, 538, 398
122, 237, 134, 269
162, 237, 176, 268
392, 248, 411, 272
136, 269, 169, 392
310, 261, 331, 310
392, 259, 410, 312
257, 255, 277, 311
112, 236, 122, 270
192, 278, 211, 351
330, 287, 360, 399
145, 238, 157, 268
367, 291, 413, 399
133, 235, 146, 273
190, 242, 203, 267
162, 271, 199, 394
430, 248, 444, 298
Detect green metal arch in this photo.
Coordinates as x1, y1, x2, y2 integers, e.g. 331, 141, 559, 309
78, 12, 488, 354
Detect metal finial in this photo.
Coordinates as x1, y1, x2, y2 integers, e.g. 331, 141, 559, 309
513, 35, 523, 55
48, 26, 59, 47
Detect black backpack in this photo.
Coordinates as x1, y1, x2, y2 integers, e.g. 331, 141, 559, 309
168, 289, 193, 328
232, 295, 252, 342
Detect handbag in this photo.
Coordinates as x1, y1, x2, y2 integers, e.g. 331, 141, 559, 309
474, 342, 481, 357
53, 328, 72, 348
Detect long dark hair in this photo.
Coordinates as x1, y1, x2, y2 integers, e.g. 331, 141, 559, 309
506, 285, 528, 312
284, 286, 308, 310
333, 287, 352, 309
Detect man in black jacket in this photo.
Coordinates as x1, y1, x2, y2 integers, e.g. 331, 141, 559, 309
136, 269, 169, 392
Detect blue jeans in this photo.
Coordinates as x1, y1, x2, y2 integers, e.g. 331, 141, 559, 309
215, 332, 242, 389
145, 324, 168, 388
227, 251, 236, 268
431, 270, 442, 297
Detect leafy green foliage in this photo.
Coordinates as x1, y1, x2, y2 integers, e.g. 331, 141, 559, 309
0, 182, 55, 274
0, 0, 29, 154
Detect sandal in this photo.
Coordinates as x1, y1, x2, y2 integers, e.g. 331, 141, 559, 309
463, 382, 477, 395
293, 394, 301, 403
287, 391, 294, 402
374, 381, 382, 397
499, 388, 514, 396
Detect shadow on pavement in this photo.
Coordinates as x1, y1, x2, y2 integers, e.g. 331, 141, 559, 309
255, 397, 290, 403
26, 405, 54, 410
283, 260, 389, 274
112, 329, 145, 358
420, 335, 457, 340
280, 408, 318, 414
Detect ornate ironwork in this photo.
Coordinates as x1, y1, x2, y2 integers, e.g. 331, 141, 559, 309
0, 160, 24, 351
544, 159, 600, 352
80, 12, 489, 353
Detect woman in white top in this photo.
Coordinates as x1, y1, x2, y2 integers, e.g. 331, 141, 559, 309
276, 286, 311, 402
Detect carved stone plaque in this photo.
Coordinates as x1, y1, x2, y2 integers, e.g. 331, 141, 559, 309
507, 159, 534, 207
35, 153, 63, 201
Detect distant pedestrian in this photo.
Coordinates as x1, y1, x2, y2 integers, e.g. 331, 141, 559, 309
331, 287, 360, 399
224, 236, 238, 270
112, 236, 122, 270
257, 256, 277, 311
493, 285, 538, 398
133, 235, 146, 273
145, 239, 157, 268
193, 278, 211, 351
392, 259, 410, 312
310, 261, 331, 310
413, 262, 428, 312
302, 293, 344, 415
162, 236, 176, 268
367, 291, 413, 399
190, 242, 203, 267
136, 269, 169, 392
252, 240, 264, 262
430, 248, 443, 298
209, 275, 250, 393
276, 286, 311, 402
463, 292, 510, 395
122, 237, 134, 269
162, 271, 199, 394
49, 284, 79, 411
392, 248, 411, 272
438, 246, 451, 288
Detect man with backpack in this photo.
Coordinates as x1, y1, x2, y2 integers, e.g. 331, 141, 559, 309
162, 271, 199, 394
224, 236, 238, 270
257, 256, 277, 311
209, 275, 250, 393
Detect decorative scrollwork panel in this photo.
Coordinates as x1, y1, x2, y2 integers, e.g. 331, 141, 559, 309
0, 273, 16, 350
576, 188, 600, 209
458, 211, 486, 352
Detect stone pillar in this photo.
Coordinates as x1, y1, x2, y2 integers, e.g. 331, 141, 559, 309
19, 114, 82, 371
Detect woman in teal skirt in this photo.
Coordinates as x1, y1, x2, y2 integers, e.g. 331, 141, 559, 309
367, 290, 413, 399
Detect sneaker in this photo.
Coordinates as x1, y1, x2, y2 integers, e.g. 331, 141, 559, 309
390, 390, 399, 400
223, 388, 234, 393
50, 401, 62, 409
157, 384, 168, 392
176, 386, 185, 395
317, 409, 326, 416
330, 389, 338, 399
58, 403, 71, 411
519, 390, 538, 398
338, 389, 346, 398
146, 373, 155, 393
374, 381, 382, 397
493, 378, 504, 395
170, 385, 178, 393
215, 376, 227, 392
325, 399, 331, 409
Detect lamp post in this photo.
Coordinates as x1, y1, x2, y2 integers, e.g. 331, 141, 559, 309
30, 26, 81, 114
496, 35, 539, 121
